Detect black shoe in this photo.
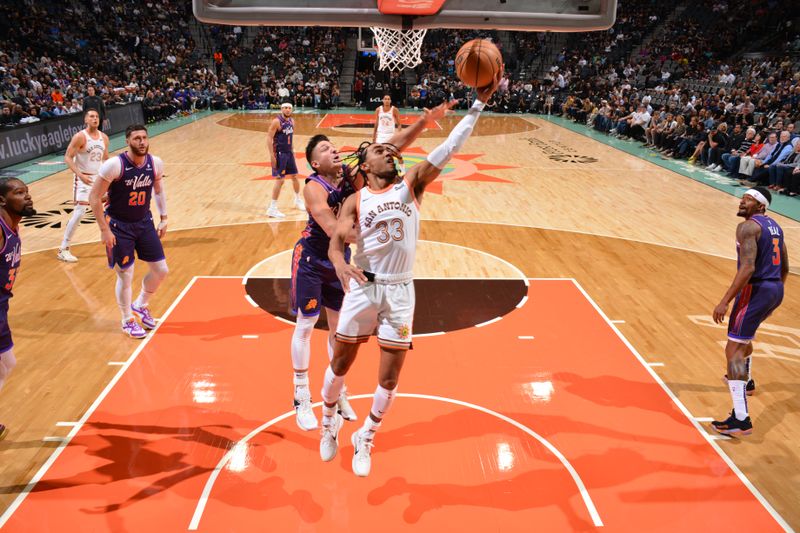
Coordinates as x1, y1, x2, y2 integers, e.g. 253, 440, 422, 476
0, 424, 7, 440
711, 410, 753, 436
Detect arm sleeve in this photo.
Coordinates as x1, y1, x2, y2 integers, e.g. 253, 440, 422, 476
98, 157, 122, 182
426, 99, 485, 169
152, 156, 167, 216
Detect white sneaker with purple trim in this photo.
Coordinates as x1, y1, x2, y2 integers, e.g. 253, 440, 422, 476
131, 304, 157, 329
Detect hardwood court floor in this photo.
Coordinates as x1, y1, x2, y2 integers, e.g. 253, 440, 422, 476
1, 111, 798, 529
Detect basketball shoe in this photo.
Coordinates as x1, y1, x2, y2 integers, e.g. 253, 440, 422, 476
0, 424, 8, 441
294, 386, 318, 431
711, 410, 753, 436
294, 196, 306, 212
122, 318, 147, 339
56, 248, 78, 263
319, 413, 344, 462
351, 429, 374, 477
131, 304, 157, 329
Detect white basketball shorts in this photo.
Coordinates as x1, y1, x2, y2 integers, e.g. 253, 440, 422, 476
73, 174, 95, 203
335, 279, 415, 349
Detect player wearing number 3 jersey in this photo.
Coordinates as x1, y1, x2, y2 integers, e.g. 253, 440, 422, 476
319, 68, 503, 477
711, 187, 788, 436
90, 125, 170, 339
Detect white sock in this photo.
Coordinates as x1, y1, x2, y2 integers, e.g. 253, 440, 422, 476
0, 349, 17, 391
728, 380, 748, 421
270, 200, 278, 209
61, 204, 87, 249
321, 365, 345, 405
115, 268, 134, 322
369, 385, 396, 421
361, 416, 381, 436
325, 308, 339, 362
293, 371, 309, 394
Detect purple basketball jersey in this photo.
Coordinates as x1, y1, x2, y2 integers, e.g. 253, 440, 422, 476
274, 115, 294, 154
0, 217, 21, 304
740, 214, 784, 282
300, 167, 356, 258
107, 153, 156, 222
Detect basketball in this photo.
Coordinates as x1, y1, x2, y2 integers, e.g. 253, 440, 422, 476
455, 38, 502, 88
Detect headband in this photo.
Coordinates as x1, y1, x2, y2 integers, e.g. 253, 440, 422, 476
744, 189, 769, 209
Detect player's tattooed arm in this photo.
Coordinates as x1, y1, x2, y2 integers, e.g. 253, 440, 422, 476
780, 240, 789, 283
713, 221, 759, 323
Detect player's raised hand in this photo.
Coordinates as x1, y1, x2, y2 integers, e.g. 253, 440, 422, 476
335, 262, 368, 292
476, 64, 505, 103
424, 100, 458, 124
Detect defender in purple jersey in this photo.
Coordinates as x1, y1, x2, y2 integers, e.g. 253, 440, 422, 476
711, 187, 789, 436
287, 100, 457, 436
89, 125, 170, 339
0, 178, 36, 440
266, 103, 304, 218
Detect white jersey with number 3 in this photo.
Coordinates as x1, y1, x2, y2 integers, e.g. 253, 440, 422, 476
355, 178, 420, 280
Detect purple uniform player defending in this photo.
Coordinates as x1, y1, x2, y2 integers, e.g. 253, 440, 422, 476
0, 178, 36, 440
711, 187, 789, 436
90, 124, 170, 339
288, 100, 457, 434
266, 103, 304, 218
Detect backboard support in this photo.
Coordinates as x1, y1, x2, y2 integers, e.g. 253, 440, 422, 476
192, 1, 618, 32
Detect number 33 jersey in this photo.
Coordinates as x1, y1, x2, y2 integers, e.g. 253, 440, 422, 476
99, 153, 164, 222
354, 177, 420, 279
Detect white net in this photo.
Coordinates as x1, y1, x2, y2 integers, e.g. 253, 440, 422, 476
371, 27, 427, 71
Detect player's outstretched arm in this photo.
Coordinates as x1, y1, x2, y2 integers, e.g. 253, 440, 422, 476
713, 221, 759, 323
405, 68, 503, 202
386, 99, 457, 153
329, 194, 366, 292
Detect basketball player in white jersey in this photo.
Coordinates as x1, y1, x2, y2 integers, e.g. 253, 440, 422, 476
58, 109, 109, 262
319, 70, 502, 476
373, 95, 405, 174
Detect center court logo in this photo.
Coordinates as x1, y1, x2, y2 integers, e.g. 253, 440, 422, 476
20, 200, 97, 229
242, 146, 519, 195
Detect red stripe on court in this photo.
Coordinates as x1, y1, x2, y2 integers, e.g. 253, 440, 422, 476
1, 279, 785, 531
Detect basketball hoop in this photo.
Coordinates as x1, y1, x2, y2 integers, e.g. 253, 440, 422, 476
371, 27, 427, 71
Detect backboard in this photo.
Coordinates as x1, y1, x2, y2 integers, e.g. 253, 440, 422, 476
192, 0, 618, 32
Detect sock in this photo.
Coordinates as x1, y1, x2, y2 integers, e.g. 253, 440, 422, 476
321, 403, 337, 427
61, 204, 87, 249
270, 200, 278, 209
293, 370, 309, 393
325, 309, 339, 362
361, 416, 381, 437
745, 356, 752, 381
728, 380, 749, 421
115, 268, 134, 322
321, 365, 345, 405
369, 385, 396, 421
0, 349, 17, 391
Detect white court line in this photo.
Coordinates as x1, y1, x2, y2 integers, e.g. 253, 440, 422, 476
107, 361, 126, 366
414, 331, 445, 337
569, 279, 792, 532
710, 435, 733, 441
475, 316, 502, 328
42, 437, 67, 443
611, 320, 625, 324
694, 417, 714, 422
244, 294, 259, 308
647, 362, 665, 367
516, 295, 528, 308
187, 393, 604, 530
0, 277, 199, 529
241, 335, 258, 339
54, 422, 78, 427
518, 335, 535, 340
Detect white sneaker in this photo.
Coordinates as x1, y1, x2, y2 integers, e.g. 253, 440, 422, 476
319, 413, 344, 462
294, 387, 318, 431
713, 164, 723, 172
266, 206, 286, 218
337, 388, 358, 421
57, 248, 78, 263
295, 197, 306, 212
706, 163, 716, 170
351, 429, 374, 477
121, 318, 147, 339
